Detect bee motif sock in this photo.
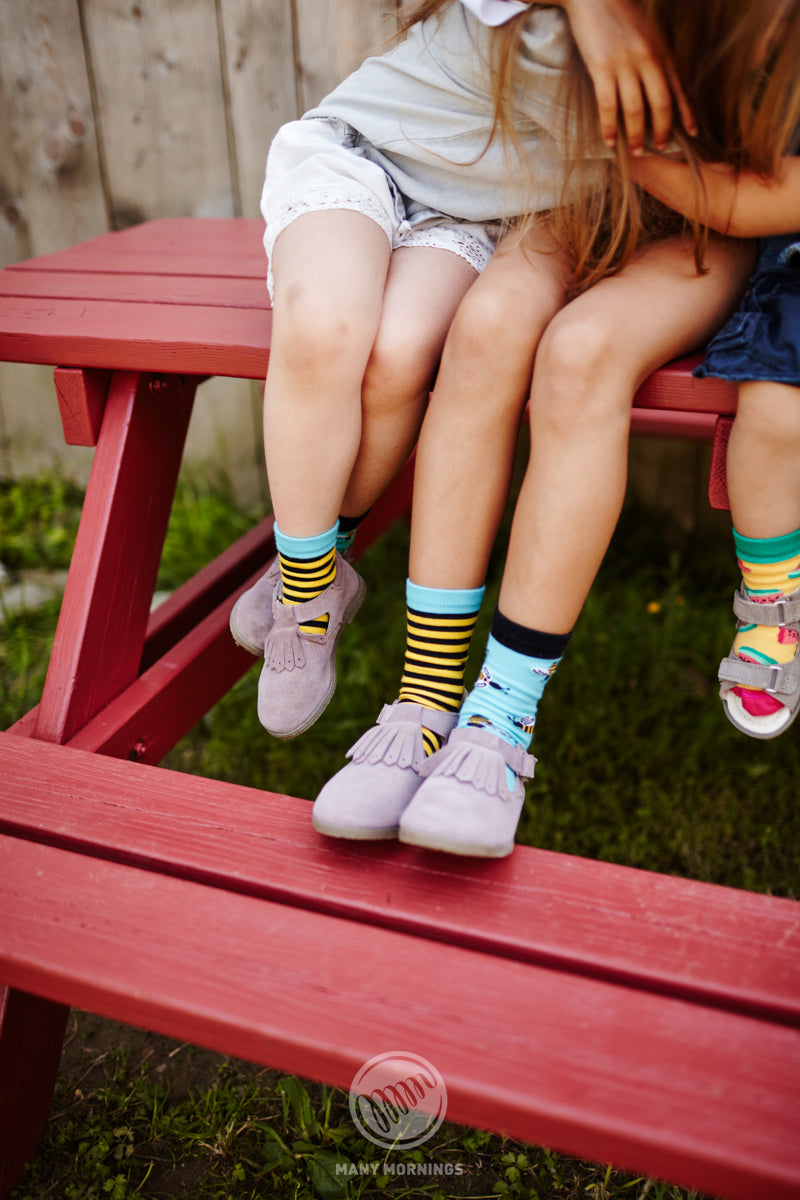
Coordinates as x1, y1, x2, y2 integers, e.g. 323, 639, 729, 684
459, 610, 571, 785
397, 580, 485, 755
731, 526, 800, 717
274, 520, 338, 636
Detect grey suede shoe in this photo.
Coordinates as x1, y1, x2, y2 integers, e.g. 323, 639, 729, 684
399, 726, 536, 858
257, 554, 366, 739
229, 557, 280, 656
312, 702, 459, 840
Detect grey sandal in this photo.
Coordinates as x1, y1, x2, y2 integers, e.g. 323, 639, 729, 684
718, 584, 800, 739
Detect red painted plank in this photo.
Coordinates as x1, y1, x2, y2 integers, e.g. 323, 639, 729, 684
0, 833, 797, 1200
634, 356, 737, 415
1, 733, 797, 1026
0, 270, 269, 309
141, 515, 276, 670
35, 372, 194, 745
629, 408, 716, 440
0, 988, 69, 1197
54, 367, 110, 446
0, 297, 269, 378
8, 251, 267, 280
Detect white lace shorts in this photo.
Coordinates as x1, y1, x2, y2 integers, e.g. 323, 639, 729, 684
261, 117, 502, 298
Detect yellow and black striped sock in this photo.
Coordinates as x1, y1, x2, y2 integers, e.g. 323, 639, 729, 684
278, 546, 336, 635
398, 601, 481, 755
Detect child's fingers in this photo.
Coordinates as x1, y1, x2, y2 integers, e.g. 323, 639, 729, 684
635, 60, 675, 151
590, 72, 622, 149
615, 65, 648, 155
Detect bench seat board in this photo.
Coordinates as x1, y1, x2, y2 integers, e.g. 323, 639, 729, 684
1, 733, 797, 1026
0, 832, 797, 1200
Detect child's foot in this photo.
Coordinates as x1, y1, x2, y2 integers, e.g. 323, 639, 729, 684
257, 554, 365, 738
312, 702, 458, 839
718, 583, 800, 739
398, 726, 536, 858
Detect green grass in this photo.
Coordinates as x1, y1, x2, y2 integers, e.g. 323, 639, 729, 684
2, 469, 797, 1199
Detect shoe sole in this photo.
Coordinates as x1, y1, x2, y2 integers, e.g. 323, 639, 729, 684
312, 816, 398, 840
263, 575, 367, 740
398, 827, 514, 858
722, 690, 800, 740
229, 609, 264, 658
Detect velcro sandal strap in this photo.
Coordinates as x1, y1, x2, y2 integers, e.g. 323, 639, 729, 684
719, 653, 800, 702
732, 585, 800, 628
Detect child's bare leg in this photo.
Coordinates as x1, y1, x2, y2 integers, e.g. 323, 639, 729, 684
719, 379, 800, 737
727, 381, 800, 536
499, 235, 754, 632
341, 246, 479, 519
409, 227, 570, 589
396, 233, 753, 858
263, 209, 392, 537
311, 228, 569, 838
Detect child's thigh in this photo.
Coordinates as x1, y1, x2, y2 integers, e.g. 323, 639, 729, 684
546, 234, 755, 389
270, 209, 392, 323
368, 246, 479, 385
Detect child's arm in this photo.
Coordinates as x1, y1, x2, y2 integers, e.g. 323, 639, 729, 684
630, 155, 800, 238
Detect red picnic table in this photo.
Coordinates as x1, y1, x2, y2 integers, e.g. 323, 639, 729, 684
0, 217, 797, 1200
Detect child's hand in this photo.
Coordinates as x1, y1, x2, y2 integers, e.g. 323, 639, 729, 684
561, 0, 697, 156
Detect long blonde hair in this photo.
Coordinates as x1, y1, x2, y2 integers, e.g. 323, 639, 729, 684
398, 0, 800, 293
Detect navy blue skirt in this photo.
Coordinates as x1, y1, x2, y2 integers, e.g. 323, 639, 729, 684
694, 233, 800, 386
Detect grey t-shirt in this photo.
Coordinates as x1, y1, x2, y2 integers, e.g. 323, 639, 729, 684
304, 2, 609, 221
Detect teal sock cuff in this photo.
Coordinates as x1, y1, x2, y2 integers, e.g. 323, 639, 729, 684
733, 525, 800, 564
406, 579, 485, 615
275, 520, 338, 560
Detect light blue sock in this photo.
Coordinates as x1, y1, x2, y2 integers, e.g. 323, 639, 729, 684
459, 634, 562, 786
274, 520, 338, 561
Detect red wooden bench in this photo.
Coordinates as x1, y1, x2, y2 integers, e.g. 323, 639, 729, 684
0, 218, 796, 1200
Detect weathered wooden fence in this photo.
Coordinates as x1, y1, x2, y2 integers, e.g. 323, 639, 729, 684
0, 0, 399, 496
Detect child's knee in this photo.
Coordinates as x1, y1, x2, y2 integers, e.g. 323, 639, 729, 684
363, 323, 435, 408
532, 309, 633, 429
273, 279, 376, 378
448, 276, 542, 368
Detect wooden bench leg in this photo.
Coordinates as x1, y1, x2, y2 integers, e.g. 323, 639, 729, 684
35, 370, 196, 744
708, 415, 733, 511
0, 987, 69, 1198
1, 371, 196, 1194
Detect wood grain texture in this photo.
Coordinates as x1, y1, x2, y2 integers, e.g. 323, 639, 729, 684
0, 1, 107, 260
0, 830, 797, 1200
1, 733, 797, 1027
0, 987, 70, 1197
35, 371, 194, 744
54, 366, 110, 445
81, 0, 234, 224
218, 0, 298, 218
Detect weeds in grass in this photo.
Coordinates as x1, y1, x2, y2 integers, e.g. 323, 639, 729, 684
4, 471, 796, 1199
